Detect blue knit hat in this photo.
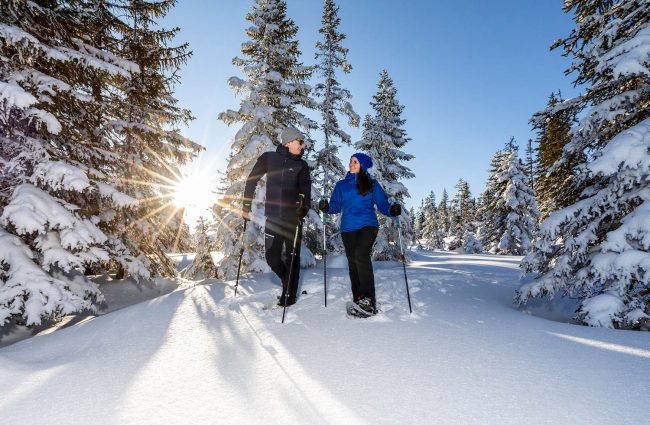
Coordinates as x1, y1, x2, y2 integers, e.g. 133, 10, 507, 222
352, 153, 373, 171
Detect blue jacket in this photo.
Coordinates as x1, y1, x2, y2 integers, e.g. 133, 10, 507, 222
328, 172, 392, 233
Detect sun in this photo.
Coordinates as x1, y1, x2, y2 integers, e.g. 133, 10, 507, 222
172, 173, 214, 214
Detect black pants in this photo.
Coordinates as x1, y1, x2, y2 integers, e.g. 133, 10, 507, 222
265, 217, 302, 302
341, 226, 378, 306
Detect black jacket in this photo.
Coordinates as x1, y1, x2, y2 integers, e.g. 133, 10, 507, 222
243, 145, 311, 219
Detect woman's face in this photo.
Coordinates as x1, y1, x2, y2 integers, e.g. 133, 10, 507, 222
349, 157, 361, 174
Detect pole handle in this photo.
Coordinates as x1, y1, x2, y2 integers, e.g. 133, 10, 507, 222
392, 200, 401, 229
320, 196, 328, 223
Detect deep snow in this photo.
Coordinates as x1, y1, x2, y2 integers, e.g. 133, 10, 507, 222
1, 251, 648, 424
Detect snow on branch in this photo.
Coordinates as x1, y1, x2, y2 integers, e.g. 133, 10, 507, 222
0, 228, 101, 326
31, 161, 90, 192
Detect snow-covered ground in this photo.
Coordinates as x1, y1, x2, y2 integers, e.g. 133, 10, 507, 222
1, 251, 648, 424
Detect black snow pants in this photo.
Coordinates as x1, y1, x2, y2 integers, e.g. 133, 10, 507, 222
341, 226, 379, 307
264, 217, 302, 303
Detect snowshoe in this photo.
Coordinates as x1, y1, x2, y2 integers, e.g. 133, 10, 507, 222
346, 301, 374, 318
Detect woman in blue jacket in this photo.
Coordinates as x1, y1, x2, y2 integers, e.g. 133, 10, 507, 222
318, 153, 401, 315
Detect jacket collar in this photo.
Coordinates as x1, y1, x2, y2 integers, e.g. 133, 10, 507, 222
345, 172, 358, 180
276, 144, 303, 160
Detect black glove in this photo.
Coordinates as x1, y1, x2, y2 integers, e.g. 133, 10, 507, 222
318, 199, 329, 213
297, 206, 309, 219
390, 203, 402, 217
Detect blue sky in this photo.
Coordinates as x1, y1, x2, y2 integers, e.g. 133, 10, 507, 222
163, 0, 580, 215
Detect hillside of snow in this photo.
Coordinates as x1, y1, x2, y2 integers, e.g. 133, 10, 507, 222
1, 251, 648, 424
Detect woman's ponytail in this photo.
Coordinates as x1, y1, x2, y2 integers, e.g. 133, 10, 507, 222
357, 169, 373, 196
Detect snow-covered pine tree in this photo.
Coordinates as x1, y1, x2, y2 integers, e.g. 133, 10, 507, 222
415, 199, 426, 245
68, 0, 150, 279
216, 0, 318, 279
0, 1, 143, 326
462, 229, 483, 254
518, 0, 650, 328
447, 179, 476, 251
313, 0, 359, 194
437, 188, 451, 248
530, 91, 582, 220
524, 138, 536, 187
421, 191, 444, 249
408, 206, 417, 245
493, 149, 538, 255
313, 0, 359, 255
109, 0, 201, 278
356, 70, 414, 261
183, 217, 216, 279
477, 148, 507, 252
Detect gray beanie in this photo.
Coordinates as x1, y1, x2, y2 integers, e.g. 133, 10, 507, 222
280, 126, 305, 145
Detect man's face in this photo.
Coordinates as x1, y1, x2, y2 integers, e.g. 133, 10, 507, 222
287, 138, 304, 155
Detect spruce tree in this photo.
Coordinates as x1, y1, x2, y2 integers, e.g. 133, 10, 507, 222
477, 148, 508, 252
531, 91, 582, 220
519, 0, 650, 328
437, 189, 451, 248
409, 206, 417, 245
0, 1, 138, 325
493, 150, 538, 255
183, 217, 216, 279
109, 0, 201, 278
217, 0, 318, 279
313, 0, 359, 195
415, 199, 427, 245
313, 0, 359, 254
524, 138, 536, 187
356, 70, 414, 261
421, 191, 444, 250
0, 0, 199, 326
478, 143, 537, 255
447, 179, 476, 251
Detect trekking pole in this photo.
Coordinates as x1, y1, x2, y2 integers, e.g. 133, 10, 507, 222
282, 194, 305, 323
394, 211, 413, 313
233, 218, 248, 297
321, 196, 328, 307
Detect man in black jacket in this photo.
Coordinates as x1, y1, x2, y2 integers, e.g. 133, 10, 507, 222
242, 127, 311, 306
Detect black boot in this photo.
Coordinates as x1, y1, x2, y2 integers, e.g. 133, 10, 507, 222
277, 296, 295, 307
356, 297, 376, 315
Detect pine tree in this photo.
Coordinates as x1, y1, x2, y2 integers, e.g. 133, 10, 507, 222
415, 199, 426, 244
0, 0, 199, 326
183, 217, 216, 279
421, 191, 443, 249
108, 0, 201, 278
531, 91, 582, 220
477, 149, 504, 251
478, 144, 537, 255
313, 0, 359, 255
524, 138, 536, 187
408, 206, 417, 245
356, 70, 414, 261
477, 148, 508, 252
313, 0, 359, 195
0, 1, 138, 325
216, 0, 318, 279
437, 188, 451, 248
518, 1, 650, 328
447, 179, 476, 251
493, 150, 538, 255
